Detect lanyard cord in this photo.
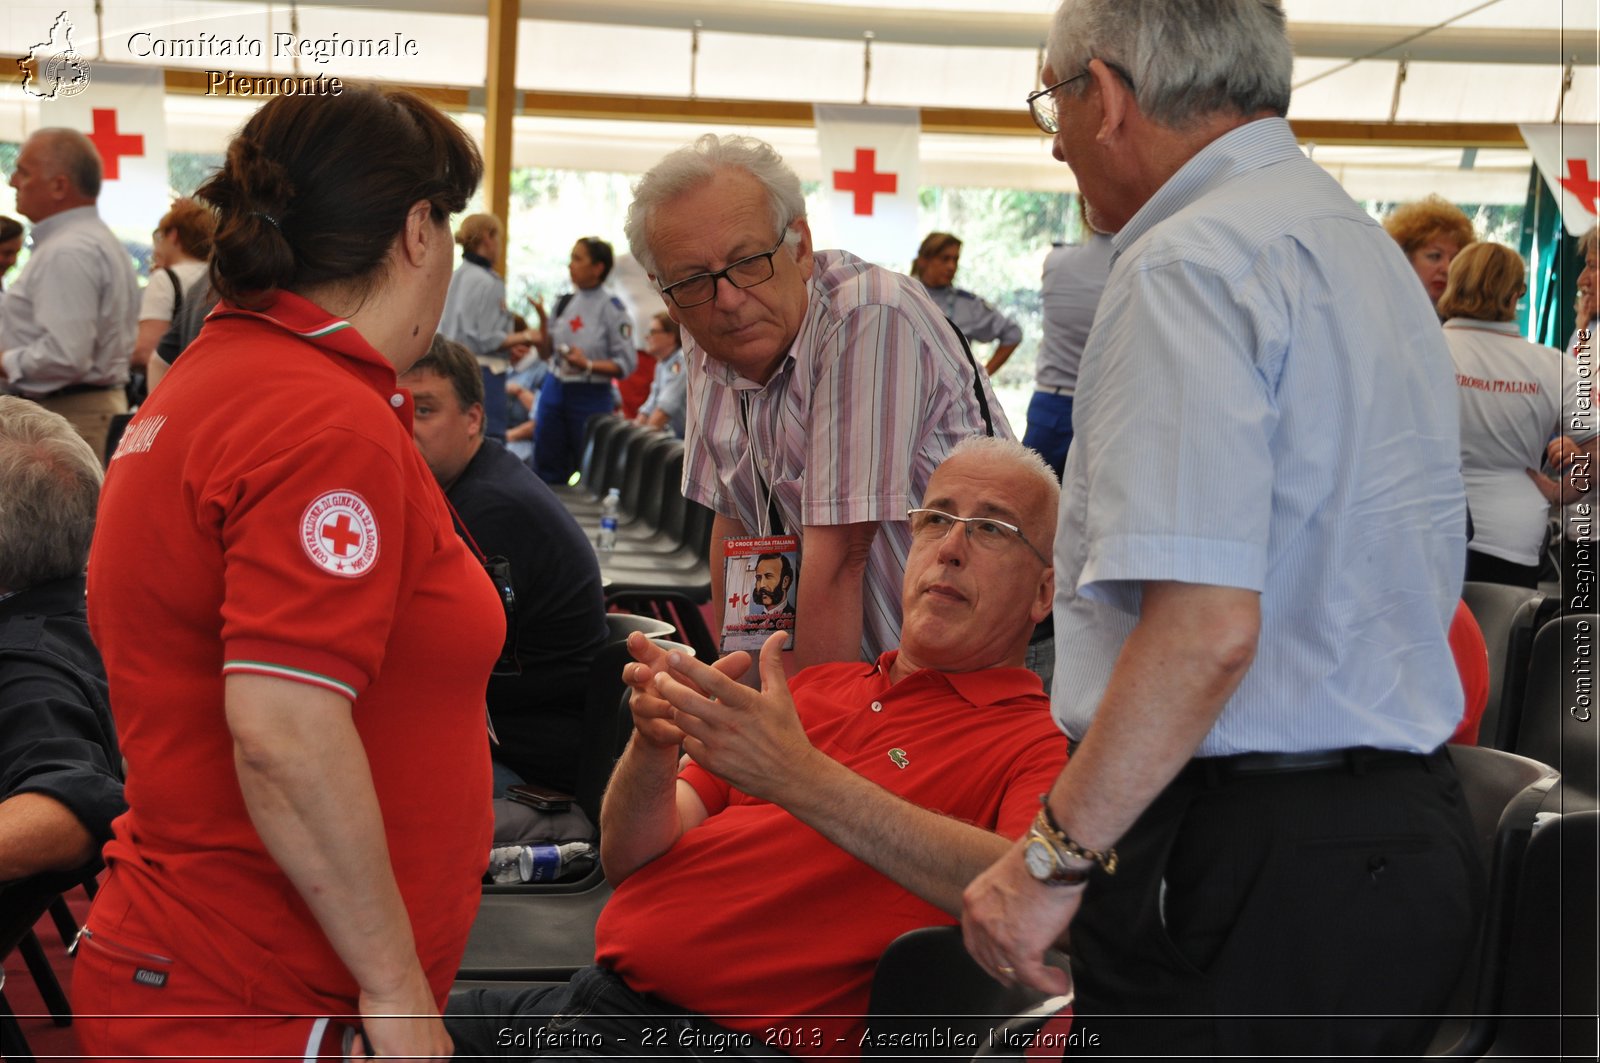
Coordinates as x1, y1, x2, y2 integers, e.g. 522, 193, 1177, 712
739, 392, 784, 536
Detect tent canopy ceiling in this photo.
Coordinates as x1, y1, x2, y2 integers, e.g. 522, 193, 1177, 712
1, 0, 1595, 202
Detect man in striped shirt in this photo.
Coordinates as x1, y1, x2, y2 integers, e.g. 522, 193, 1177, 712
623, 134, 1009, 667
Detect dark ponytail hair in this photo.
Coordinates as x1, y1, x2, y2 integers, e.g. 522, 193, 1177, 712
198, 87, 482, 309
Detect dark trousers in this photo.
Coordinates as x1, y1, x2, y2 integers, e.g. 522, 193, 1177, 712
447, 966, 787, 1059
1065, 747, 1483, 1059
1021, 390, 1073, 480
534, 379, 615, 485
1465, 548, 1541, 589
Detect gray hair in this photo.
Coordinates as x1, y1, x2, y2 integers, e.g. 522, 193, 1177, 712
624, 134, 807, 278
1047, 0, 1292, 129
1580, 225, 1598, 261
0, 396, 104, 592
944, 436, 1061, 540
30, 128, 103, 199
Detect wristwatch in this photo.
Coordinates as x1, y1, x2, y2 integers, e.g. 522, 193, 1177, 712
1022, 798, 1119, 887
1023, 810, 1092, 886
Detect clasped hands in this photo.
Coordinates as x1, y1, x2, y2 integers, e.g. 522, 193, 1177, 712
622, 631, 817, 801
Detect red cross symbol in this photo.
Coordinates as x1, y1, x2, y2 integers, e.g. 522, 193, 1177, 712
569, 315, 584, 332
322, 514, 362, 557
833, 148, 898, 216
86, 109, 145, 182
1558, 158, 1600, 216
727, 591, 749, 609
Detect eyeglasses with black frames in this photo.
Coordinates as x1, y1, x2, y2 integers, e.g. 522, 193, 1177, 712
907, 507, 1051, 566
658, 233, 790, 309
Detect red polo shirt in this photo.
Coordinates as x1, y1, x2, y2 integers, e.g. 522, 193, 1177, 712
595, 653, 1068, 1055
86, 291, 501, 1014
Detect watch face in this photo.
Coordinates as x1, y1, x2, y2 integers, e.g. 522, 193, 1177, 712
1024, 837, 1056, 880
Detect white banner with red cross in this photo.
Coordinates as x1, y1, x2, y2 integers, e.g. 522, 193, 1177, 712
813, 105, 921, 269
43, 63, 170, 242
1521, 123, 1600, 238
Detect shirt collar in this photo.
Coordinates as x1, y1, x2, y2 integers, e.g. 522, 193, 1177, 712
869, 650, 1048, 709
208, 290, 405, 413
463, 250, 494, 270
1113, 117, 1303, 259
692, 266, 819, 393
29, 205, 100, 246
1443, 318, 1521, 336
0, 575, 86, 621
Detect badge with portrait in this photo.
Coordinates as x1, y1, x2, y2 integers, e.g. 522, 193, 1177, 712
720, 534, 800, 654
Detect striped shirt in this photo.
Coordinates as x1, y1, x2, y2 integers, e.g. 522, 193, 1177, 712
1052, 118, 1467, 755
682, 249, 1012, 659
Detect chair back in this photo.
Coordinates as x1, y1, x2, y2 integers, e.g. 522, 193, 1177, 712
1485, 810, 1599, 1059
971, 995, 1077, 1059
1460, 582, 1551, 750
571, 639, 642, 826
864, 926, 1058, 1057
572, 413, 622, 499
1426, 745, 1560, 1056
1515, 613, 1598, 810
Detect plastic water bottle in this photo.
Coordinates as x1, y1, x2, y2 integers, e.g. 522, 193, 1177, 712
486, 841, 597, 884
598, 488, 620, 552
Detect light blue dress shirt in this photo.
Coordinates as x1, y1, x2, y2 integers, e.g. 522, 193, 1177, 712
1052, 118, 1467, 756
437, 256, 514, 369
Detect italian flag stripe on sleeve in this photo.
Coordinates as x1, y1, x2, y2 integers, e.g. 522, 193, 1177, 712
222, 660, 359, 700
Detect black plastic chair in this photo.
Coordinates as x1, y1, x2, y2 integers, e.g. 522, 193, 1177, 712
1514, 613, 1598, 812
563, 422, 653, 521
1460, 582, 1554, 750
552, 414, 625, 508
864, 925, 1063, 1058
454, 881, 613, 982
1481, 810, 1599, 1059
1, 867, 97, 1062
1426, 745, 1560, 1056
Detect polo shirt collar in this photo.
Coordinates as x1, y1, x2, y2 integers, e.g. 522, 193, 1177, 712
209, 290, 405, 415
869, 650, 1046, 709
1113, 116, 1302, 258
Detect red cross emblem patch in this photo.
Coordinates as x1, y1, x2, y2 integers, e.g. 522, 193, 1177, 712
300, 490, 380, 577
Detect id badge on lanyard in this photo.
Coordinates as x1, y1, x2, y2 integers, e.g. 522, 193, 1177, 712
719, 533, 800, 655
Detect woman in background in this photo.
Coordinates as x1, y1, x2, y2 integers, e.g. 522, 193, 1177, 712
77, 86, 499, 1058
135, 198, 213, 394
437, 212, 543, 441
911, 230, 1021, 375
1440, 241, 1590, 587
1384, 195, 1476, 313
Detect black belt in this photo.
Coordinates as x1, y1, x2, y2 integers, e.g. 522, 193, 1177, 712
37, 383, 120, 399
1186, 746, 1442, 786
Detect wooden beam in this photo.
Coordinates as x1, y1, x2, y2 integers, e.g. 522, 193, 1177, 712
0, 56, 1528, 150
484, 0, 519, 272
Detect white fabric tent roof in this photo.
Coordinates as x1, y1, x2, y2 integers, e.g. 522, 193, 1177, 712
2, 0, 1596, 202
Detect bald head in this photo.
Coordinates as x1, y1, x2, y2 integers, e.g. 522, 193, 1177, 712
11, 128, 101, 222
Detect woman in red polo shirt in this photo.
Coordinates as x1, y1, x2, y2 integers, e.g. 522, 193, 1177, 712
77, 87, 500, 1058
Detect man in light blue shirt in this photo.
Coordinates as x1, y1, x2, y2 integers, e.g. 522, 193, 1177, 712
0, 129, 138, 460
962, 2, 1478, 1057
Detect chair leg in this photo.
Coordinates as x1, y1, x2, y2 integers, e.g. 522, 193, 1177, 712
0, 987, 38, 1062
47, 895, 77, 948
18, 930, 72, 1026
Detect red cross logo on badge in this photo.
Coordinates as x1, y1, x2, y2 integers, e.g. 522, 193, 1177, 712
300, 491, 380, 577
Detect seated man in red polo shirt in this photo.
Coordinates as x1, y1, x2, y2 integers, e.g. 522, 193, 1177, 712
446, 437, 1067, 1058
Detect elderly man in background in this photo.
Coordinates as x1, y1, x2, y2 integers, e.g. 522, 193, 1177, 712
962, 1, 1478, 1057
1, 129, 139, 460
0, 396, 124, 882
623, 134, 1008, 668
446, 437, 1065, 1057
